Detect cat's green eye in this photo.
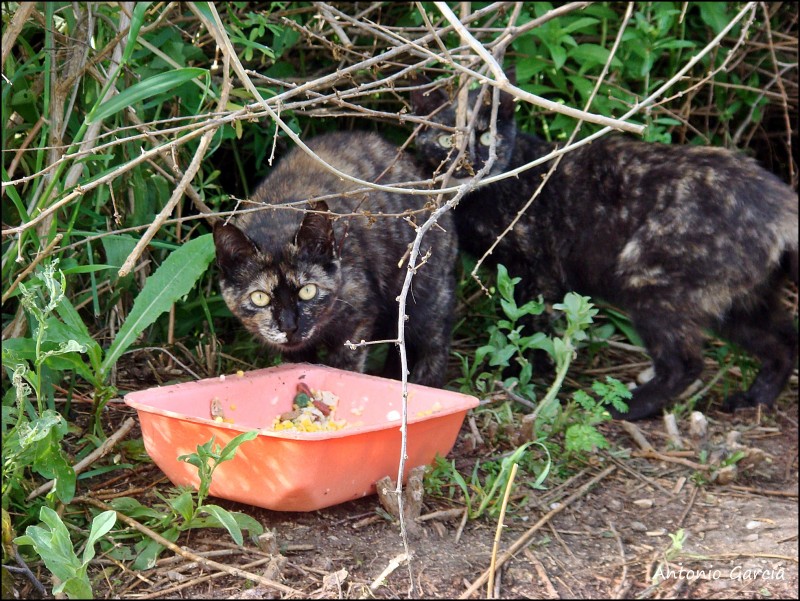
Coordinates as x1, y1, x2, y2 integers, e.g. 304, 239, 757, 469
250, 291, 271, 307
479, 131, 493, 146
437, 134, 454, 149
298, 284, 317, 301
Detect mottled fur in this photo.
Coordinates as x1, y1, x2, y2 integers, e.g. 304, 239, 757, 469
413, 84, 798, 419
214, 132, 457, 387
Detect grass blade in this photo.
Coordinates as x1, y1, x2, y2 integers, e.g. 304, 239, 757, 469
87, 67, 206, 124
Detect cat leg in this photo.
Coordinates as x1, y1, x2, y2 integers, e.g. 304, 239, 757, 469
282, 348, 319, 365
380, 343, 403, 381
404, 280, 456, 388
718, 298, 798, 411
609, 320, 705, 421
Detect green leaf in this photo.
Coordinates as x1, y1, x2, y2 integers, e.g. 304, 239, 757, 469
448, 461, 472, 517
544, 41, 567, 70
87, 67, 207, 124
495, 264, 519, 302
82, 511, 117, 564
565, 423, 609, 453
14, 507, 85, 593
48, 449, 77, 504
168, 490, 196, 523
201, 504, 244, 546
57, 573, 93, 600
560, 16, 600, 34
120, 2, 153, 66
229, 511, 265, 539
101, 234, 216, 376
132, 526, 178, 570
698, 2, 731, 35
60, 264, 116, 275
217, 430, 258, 464
568, 44, 622, 71
230, 37, 275, 60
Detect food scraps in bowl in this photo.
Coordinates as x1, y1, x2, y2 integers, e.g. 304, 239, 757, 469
270, 383, 348, 432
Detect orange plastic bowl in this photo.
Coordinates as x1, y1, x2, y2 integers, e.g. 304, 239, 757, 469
124, 363, 479, 512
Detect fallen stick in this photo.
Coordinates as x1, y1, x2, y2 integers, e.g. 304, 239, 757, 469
631, 449, 711, 471
369, 552, 408, 592
619, 420, 655, 452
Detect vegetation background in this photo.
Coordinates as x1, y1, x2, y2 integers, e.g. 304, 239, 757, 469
2, 2, 797, 598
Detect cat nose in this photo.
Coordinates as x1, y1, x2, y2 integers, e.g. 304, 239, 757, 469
279, 308, 298, 334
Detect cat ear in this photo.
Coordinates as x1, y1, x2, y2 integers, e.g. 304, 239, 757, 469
497, 67, 516, 118
411, 80, 449, 116
498, 87, 516, 119
213, 220, 258, 274
505, 66, 517, 86
295, 201, 335, 259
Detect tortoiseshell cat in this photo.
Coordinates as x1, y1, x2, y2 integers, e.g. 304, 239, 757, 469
214, 132, 457, 388
412, 82, 798, 420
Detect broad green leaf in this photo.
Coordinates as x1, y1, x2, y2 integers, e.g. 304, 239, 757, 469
168, 490, 196, 523
568, 44, 622, 70
561, 16, 600, 34
18, 411, 63, 447
14, 507, 82, 583
132, 526, 179, 570
698, 2, 731, 35
110, 497, 167, 520
82, 511, 117, 564
101, 234, 139, 274
37, 340, 86, 363
101, 234, 215, 376
57, 573, 93, 600
48, 448, 77, 504
87, 67, 206, 124
201, 504, 244, 546
229, 511, 265, 538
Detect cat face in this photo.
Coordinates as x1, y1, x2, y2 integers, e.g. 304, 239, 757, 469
411, 83, 517, 179
213, 205, 341, 353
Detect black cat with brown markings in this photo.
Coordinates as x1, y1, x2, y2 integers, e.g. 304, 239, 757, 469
412, 81, 798, 419
214, 132, 457, 388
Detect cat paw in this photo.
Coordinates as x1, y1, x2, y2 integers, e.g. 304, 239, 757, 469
721, 391, 771, 413
605, 402, 661, 421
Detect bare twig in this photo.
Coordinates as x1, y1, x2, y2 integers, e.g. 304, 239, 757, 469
619, 421, 656, 452
435, 2, 643, 136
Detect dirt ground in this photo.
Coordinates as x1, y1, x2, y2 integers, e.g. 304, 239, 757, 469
10, 354, 797, 600
72, 366, 796, 600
